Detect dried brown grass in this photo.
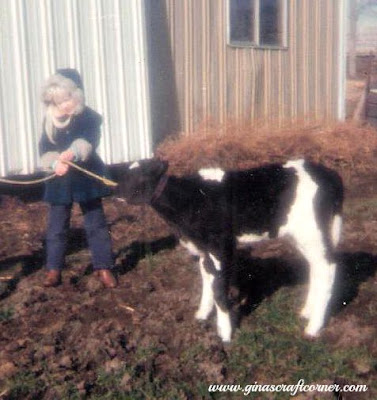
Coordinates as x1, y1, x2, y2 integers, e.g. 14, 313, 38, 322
156, 120, 377, 183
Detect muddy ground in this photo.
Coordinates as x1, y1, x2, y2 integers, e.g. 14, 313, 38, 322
0, 131, 377, 399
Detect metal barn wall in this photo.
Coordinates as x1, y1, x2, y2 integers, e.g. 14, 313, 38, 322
161, 0, 346, 133
0, 0, 151, 177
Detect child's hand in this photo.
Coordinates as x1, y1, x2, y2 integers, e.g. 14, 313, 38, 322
55, 150, 74, 175
55, 161, 69, 176
59, 150, 75, 162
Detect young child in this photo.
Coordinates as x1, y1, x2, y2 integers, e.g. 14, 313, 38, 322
39, 68, 117, 288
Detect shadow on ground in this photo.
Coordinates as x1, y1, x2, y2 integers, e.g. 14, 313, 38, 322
226, 250, 377, 327
0, 251, 43, 299
114, 235, 178, 275
1, 233, 376, 331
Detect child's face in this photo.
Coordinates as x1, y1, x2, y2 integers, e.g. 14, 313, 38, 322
51, 88, 79, 120
53, 98, 78, 119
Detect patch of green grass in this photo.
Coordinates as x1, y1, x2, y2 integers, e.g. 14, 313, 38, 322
140, 246, 173, 274
91, 365, 131, 399
61, 383, 82, 400
143, 244, 158, 272
7, 371, 46, 399
180, 342, 206, 364
90, 366, 195, 400
87, 341, 215, 399
89, 345, 168, 399
133, 344, 165, 364
224, 286, 375, 398
0, 306, 13, 322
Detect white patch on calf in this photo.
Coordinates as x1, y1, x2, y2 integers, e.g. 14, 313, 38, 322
304, 261, 336, 336
129, 161, 140, 170
237, 232, 269, 244
189, 248, 230, 341
280, 159, 319, 240
196, 257, 215, 320
180, 239, 202, 257
209, 253, 221, 271
207, 253, 232, 342
281, 159, 336, 336
331, 214, 342, 247
198, 168, 225, 182
215, 304, 232, 342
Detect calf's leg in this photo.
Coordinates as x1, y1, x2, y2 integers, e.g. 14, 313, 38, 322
207, 252, 232, 342
195, 256, 215, 320
295, 235, 336, 337
195, 252, 232, 342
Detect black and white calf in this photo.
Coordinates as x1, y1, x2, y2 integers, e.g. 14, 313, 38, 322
113, 158, 343, 342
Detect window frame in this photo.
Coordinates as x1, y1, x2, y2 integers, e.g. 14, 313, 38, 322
227, 0, 289, 50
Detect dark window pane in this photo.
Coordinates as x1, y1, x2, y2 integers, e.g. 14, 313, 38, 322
230, 0, 255, 43
260, 0, 283, 46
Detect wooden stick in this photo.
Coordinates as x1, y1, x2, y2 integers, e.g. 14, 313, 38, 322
0, 174, 56, 185
64, 160, 118, 187
0, 161, 118, 187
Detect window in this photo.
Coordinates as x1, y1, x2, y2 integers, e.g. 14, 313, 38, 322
228, 0, 288, 48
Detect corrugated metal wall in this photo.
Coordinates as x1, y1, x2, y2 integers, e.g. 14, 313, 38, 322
0, 0, 347, 176
162, 0, 346, 133
0, 0, 151, 177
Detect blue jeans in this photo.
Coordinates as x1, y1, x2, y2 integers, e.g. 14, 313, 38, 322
46, 198, 114, 271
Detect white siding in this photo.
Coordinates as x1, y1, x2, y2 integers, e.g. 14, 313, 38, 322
0, 0, 151, 177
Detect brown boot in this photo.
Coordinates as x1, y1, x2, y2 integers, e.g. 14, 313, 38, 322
43, 270, 61, 287
96, 269, 117, 288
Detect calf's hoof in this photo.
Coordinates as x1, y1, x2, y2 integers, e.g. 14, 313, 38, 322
304, 323, 321, 339
300, 306, 311, 320
217, 322, 232, 343
195, 310, 210, 321
43, 270, 62, 287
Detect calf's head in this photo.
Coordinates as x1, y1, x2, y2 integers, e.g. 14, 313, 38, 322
112, 158, 169, 204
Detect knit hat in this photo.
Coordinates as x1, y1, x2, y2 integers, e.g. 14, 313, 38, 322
56, 68, 84, 90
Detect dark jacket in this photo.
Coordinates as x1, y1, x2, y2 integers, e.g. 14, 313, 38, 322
39, 107, 112, 204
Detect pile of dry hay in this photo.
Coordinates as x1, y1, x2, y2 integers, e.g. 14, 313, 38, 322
156, 121, 377, 183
